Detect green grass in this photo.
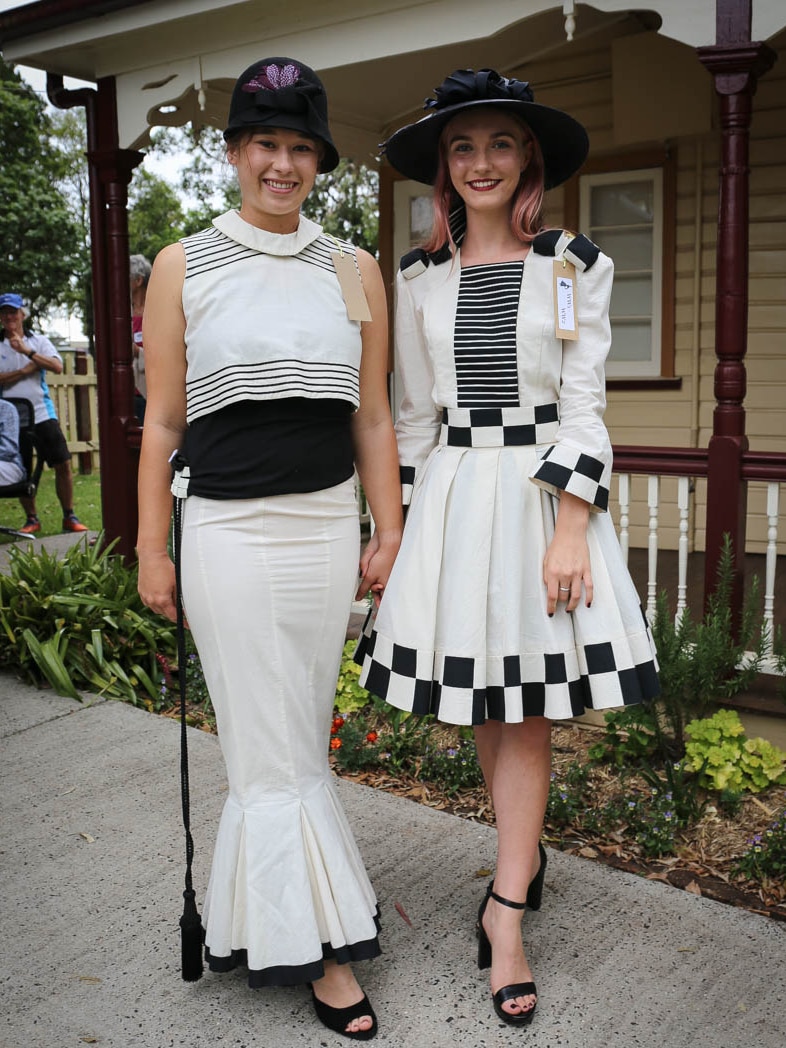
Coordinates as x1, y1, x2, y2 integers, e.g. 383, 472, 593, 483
0, 467, 103, 539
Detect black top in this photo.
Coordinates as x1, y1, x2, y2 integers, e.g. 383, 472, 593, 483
182, 397, 355, 499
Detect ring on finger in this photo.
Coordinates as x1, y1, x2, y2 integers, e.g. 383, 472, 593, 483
558, 585, 571, 592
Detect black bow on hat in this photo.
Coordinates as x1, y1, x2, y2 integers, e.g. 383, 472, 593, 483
424, 68, 535, 111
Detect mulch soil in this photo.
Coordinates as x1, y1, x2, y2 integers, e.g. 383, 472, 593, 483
331, 721, 786, 922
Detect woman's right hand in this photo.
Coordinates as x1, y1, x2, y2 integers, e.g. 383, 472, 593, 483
137, 551, 178, 622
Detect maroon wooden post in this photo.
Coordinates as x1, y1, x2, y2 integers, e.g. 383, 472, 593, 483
89, 77, 144, 561
696, 0, 775, 616
48, 73, 143, 560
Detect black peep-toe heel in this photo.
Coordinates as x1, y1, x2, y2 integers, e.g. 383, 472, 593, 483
476, 889, 537, 1026
311, 988, 378, 1041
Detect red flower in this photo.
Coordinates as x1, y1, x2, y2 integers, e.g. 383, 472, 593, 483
366, 731, 379, 743
331, 716, 345, 734
330, 737, 343, 751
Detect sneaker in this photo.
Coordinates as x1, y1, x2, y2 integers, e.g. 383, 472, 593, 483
19, 517, 41, 535
62, 514, 88, 533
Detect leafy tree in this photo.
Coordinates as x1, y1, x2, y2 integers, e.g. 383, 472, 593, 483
127, 167, 189, 262
147, 124, 239, 236
0, 57, 81, 322
302, 159, 379, 256
49, 107, 93, 346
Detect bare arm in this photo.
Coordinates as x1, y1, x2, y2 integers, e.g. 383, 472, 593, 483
2, 326, 63, 382
351, 249, 403, 604
136, 243, 188, 622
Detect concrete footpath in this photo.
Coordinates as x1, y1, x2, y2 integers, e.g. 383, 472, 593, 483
1, 537, 785, 1047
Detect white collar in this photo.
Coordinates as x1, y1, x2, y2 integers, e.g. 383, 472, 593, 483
212, 210, 323, 256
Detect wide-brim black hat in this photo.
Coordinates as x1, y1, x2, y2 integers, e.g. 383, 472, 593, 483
383, 68, 589, 190
223, 57, 339, 173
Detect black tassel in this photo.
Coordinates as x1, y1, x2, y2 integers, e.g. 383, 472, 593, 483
180, 887, 204, 982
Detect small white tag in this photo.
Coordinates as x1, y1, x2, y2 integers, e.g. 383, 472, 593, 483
554, 259, 579, 340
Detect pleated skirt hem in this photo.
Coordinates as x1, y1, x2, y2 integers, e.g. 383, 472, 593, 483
356, 443, 659, 726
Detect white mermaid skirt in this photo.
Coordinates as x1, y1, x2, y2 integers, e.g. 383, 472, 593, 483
181, 479, 380, 987
357, 441, 659, 726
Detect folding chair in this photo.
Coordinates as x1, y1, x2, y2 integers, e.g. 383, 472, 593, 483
0, 398, 44, 540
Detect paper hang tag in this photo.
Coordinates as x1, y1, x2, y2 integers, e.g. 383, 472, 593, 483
553, 258, 579, 340
331, 251, 373, 323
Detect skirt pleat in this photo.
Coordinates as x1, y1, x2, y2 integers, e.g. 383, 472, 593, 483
357, 444, 659, 725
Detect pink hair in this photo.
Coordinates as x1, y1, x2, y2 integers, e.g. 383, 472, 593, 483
422, 110, 546, 253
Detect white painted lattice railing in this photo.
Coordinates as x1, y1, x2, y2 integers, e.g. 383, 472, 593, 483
614, 472, 783, 669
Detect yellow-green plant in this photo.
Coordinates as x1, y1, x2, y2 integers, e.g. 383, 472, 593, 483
334, 640, 371, 714
684, 708, 786, 794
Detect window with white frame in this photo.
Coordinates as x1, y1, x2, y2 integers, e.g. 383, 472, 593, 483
579, 168, 664, 378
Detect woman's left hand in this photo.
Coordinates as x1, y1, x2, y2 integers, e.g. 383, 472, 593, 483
543, 492, 593, 614
356, 531, 401, 606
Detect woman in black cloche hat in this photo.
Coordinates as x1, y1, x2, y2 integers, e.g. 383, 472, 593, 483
357, 67, 659, 1027
138, 57, 402, 1040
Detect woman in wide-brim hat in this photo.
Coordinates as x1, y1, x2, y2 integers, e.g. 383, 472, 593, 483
138, 56, 402, 1041
357, 67, 659, 1027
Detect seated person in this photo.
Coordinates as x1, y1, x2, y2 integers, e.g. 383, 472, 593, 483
0, 398, 26, 487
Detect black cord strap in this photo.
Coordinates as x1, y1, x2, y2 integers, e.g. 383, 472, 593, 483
173, 495, 204, 981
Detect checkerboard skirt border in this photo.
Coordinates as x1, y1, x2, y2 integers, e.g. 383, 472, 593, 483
356, 615, 658, 725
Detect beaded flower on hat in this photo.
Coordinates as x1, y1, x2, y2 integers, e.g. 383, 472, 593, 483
242, 63, 301, 93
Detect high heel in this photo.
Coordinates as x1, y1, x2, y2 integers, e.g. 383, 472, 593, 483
311, 988, 378, 1041
480, 841, 548, 922
477, 889, 538, 1027
526, 842, 548, 912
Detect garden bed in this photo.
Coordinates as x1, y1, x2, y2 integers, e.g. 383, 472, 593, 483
328, 717, 786, 922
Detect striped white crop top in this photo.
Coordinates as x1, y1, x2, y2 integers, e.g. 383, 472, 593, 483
180, 210, 363, 424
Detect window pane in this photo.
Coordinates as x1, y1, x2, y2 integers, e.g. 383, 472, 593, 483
609, 320, 653, 362
611, 276, 653, 317
592, 229, 653, 271
410, 196, 433, 244
590, 182, 654, 227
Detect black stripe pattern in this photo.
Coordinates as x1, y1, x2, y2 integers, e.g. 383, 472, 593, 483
179, 225, 361, 423
454, 262, 523, 407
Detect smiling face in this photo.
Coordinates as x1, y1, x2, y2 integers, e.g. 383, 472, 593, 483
227, 126, 322, 232
443, 107, 533, 217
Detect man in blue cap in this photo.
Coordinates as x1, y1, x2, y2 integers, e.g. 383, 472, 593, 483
0, 292, 88, 534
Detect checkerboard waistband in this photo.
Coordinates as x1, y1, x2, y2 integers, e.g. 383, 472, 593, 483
440, 404, 560, 448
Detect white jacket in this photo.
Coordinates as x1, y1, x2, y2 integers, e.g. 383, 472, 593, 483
394, 231, 614, 513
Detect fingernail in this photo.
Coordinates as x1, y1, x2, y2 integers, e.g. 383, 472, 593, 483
548, 612, 554, 618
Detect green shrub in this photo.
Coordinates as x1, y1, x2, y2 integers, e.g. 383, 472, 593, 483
419, 738, 484, 795
329, 713, 380, 772
0, 536, 175, 703
684, 709, 786, 794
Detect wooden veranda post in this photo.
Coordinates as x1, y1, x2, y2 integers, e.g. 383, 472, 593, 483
696, 0, 776, 617
48, 74, 144, 561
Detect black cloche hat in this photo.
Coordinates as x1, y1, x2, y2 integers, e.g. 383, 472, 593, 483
223, 57, 339, 173
383, 68, 589, 190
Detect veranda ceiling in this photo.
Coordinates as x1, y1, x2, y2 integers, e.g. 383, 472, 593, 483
1, 0, 784, 160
